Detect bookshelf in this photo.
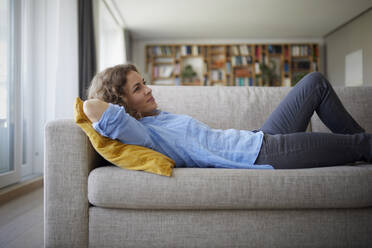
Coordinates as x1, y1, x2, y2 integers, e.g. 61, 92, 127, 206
145, 43, 320, 87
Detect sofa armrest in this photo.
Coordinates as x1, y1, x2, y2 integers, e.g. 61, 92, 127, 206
44, 119, 102, 248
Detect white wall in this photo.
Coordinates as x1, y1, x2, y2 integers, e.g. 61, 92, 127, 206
132, 38, 325, 82
325, 8, 372, 86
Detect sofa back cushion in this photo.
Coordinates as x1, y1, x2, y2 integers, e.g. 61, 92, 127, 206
151, 85, 372, 133
150, 85, 293, 131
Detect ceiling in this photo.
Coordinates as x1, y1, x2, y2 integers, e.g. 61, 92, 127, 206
112, 0, 372, 40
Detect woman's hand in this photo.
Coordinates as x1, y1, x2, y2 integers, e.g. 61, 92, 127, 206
83, 99, 109, 123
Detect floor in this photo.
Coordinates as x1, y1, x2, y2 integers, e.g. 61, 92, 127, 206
0, 187, 43, 248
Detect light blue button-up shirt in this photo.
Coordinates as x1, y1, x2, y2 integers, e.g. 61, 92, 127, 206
93, 103, 274, 170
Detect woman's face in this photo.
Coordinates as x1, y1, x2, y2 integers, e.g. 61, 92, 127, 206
123, 70, 158, 117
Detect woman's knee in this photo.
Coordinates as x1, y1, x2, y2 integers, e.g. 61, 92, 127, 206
301, 71, 329, 90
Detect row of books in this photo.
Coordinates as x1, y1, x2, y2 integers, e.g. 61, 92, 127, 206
210, 60, 265, 78
255, 47, 270, 63
226, 62, 231, 74
255, 46, 263, 59
231, 56, 253, 66
291, 45, 312, 56
149, 45, 318, 56
268, 45, 282, 54
174, 64, 181, 75
210, 69, 225, 81
149, 44, 319, 58
231, 44, 283, 56
203, 75, 208, 86
235, 77, 254, 86
204, 62, 208, 72
149, 45, 206, 57
232, 50, 319, 67
153, 65, 173, 78
153, 62, 315, 81
292, 61, 318, 71
181, 45, 202, 56
208, 62, 231, 77
283, 61, 318, 72
284, 45, 318, 58
233, 63, 262, 76
284, 61, 290, 73
231, 45, 252, 56
231, 61, 262, 75
292, 61, 311, 70
150, 46, 173, 56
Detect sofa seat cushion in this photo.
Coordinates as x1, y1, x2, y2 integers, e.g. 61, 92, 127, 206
88, 164, 372, 210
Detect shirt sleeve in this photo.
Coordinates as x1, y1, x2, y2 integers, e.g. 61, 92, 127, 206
92, 103, 154, 148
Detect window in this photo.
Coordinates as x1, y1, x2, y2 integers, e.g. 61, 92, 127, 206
0, 0, 36, 188
0, 0, 21, 188
98, 0, 126, 71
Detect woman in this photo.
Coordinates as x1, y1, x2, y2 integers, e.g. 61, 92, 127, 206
84, 64, 372, 169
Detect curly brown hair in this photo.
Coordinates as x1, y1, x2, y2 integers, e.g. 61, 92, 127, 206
86, 64, 146, 120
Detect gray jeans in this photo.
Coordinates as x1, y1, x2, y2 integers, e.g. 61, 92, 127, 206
254, 72, 371, 169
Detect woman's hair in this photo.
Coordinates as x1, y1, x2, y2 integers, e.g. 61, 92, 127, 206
87, 64, 145, 120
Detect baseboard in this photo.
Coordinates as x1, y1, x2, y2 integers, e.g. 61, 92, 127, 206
0, 176, 43, 206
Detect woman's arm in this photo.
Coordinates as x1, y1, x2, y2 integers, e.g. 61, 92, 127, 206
83, 99, 154, 148
83, 99, 109, 123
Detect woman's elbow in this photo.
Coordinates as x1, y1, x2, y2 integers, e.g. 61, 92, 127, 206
83, 99, 109, 123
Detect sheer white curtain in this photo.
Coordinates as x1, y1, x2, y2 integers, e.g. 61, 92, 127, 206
31, 0, 127, 177
1, 0, 126, 185
20, 0, 78, 178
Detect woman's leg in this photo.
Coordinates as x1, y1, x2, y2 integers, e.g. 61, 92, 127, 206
254, 72, 368, 169
254, 132, 372, 169
259, 72, 365, 135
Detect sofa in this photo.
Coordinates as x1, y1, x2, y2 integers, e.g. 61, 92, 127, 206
44, 83, 372, 248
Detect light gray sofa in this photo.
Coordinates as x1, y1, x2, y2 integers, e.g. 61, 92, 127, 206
44, 84, 372, 248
